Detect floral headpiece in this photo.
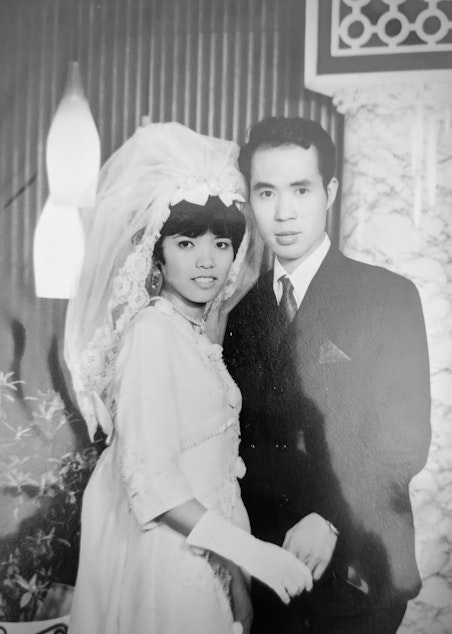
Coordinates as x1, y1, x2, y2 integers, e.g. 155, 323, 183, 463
170, 177, 246, 208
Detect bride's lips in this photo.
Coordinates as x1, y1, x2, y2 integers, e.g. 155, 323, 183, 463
275, 232, 300, 246
192, 276, 217, 289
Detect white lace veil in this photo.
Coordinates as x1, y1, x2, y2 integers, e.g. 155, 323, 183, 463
64, 122, 262, 440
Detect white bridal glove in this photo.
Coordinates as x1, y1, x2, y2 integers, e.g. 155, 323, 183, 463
186, 511, 313, 604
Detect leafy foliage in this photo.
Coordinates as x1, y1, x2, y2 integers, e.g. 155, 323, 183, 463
0, 373, 98, 621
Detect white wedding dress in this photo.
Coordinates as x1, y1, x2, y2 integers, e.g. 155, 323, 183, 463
68, 298, 250, 634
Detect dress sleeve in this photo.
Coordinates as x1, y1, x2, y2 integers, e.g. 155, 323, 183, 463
114, 310, 194, 529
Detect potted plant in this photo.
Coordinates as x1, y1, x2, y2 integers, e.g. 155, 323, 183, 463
0, 371, 98, 632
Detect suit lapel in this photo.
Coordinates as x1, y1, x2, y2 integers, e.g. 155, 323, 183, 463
256, 248, 349, 365
282, 247, 348, 367
296, 247, 345, 324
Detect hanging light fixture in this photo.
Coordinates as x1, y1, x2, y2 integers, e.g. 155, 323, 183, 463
34, 61, 101, 298
33, 199, 85, 299
45, 61, 100, 207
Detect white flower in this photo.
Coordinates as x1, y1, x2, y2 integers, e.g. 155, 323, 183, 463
218, 191, 245, 207
171, 182, 210, 206
171, 179, 245, 208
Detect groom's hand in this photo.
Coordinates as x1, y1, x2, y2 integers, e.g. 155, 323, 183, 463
283, 512, 338, 581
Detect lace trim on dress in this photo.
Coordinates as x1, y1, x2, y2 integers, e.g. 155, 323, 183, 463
196, 338, 241, 410
120, 445, 193, 527
211, 559, 234, 628
197, 454, 246, 522
181, 416, 239, 452
201, 479, 236, 519
171, 544, 214, 590
170, 546, 234, 629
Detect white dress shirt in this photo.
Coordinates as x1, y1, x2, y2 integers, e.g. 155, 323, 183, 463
273, 234, 331, 308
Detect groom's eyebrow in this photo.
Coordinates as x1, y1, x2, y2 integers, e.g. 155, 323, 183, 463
252, 181, 275, 190
252, 179, 312, 190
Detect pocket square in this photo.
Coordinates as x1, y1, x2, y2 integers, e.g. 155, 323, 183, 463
319, 339, 351, 364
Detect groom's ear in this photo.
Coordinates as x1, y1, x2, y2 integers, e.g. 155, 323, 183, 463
326, 177, 339, 210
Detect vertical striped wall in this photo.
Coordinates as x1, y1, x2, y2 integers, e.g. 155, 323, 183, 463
0, 0, 343, 403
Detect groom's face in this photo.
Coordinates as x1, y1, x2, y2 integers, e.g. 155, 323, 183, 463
249, 144, 337, 274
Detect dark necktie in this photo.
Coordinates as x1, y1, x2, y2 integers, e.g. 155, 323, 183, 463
279, 275, 297, 324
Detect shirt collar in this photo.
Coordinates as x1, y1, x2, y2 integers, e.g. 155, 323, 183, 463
273, 234, 331, 307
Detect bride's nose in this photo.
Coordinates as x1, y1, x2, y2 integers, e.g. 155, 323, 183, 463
196, 245, 215, 268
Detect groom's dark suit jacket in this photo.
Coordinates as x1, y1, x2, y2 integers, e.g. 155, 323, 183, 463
223, 247, 431, 625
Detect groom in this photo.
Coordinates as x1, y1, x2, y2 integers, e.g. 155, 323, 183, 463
223, 117, 431, 633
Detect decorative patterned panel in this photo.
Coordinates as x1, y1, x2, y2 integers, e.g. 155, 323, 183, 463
305, 0, 452, 94
332, 0, 452, 56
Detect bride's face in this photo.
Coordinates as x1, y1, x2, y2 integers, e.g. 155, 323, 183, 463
159, 230, 234, 319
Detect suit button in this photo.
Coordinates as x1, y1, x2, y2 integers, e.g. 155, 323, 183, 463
250, 443, 256, 449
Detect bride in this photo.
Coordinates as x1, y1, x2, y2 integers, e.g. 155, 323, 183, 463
64, 122, 312, 634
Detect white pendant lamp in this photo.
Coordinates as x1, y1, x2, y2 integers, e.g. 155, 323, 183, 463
33, 200, 85, 299
46, 61, 101, 207
34, 61, 100, 298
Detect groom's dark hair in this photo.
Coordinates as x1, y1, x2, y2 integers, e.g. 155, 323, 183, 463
239, 116, 336, 190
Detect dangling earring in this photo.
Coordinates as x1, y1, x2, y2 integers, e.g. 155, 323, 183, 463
148, 262, 162, 295
151, 268, 161, 289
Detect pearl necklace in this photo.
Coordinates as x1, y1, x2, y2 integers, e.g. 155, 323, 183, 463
170, 302, 206, 332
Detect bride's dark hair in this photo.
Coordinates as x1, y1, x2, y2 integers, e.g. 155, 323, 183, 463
153, 195, 246, 265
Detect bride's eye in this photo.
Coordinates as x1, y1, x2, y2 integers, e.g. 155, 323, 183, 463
177, 239, 194, 249
215, 239, 232, 250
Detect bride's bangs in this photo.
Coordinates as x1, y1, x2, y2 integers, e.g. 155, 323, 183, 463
160, 196, 246, 255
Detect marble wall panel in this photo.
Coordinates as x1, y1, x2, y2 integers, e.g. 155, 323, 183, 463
335, 83, 452, 633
